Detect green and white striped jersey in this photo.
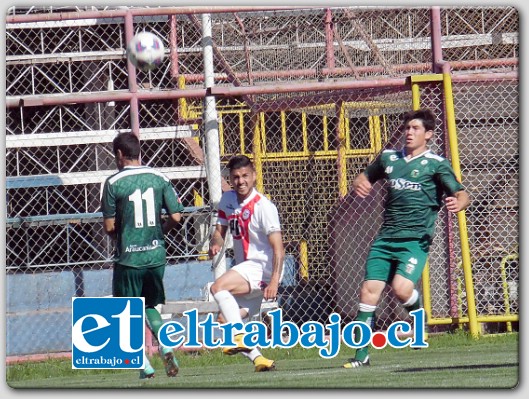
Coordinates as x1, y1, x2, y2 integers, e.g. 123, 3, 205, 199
101, 165, 184, 268
365, 149, 464, 240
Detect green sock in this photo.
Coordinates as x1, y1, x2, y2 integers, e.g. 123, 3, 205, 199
145, 307, 163, 337
403, 291, 429, 333
146, 307, 173, 356
354, 304, 376, 362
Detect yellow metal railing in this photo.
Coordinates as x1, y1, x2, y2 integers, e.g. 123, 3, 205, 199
174, 76, 518, 337
455, 254, 519, 331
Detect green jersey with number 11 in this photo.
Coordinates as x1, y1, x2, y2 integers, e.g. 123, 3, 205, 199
101, 165, 184, 268
365, 149, 464, 241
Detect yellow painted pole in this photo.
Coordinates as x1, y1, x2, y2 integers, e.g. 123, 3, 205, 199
218, 113, 225, 155
239, 112, 245, 155
177, 76, 188, 118
253, 113, 264, 192
457, 273, 464, 331
281, 111, 288, 154
302, 112, 308, 154
442, 71, 480, 338
337, 102, 348, 198
421, 260, 433, 331
499, 254, 517, 332
323, 115, 329, 151
371, 115, 382, 153
299, 239, 309, 280
411, 82, 421, 111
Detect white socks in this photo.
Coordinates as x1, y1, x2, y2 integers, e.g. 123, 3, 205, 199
213, 290, 244, 325
213, 290, 264, 364
240, 348, 261, 362
402, 289, 419, 307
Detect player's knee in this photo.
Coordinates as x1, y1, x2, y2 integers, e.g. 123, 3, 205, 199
210, 281, 224, 295
394, 286, 415, 303
360, 283, 380, 303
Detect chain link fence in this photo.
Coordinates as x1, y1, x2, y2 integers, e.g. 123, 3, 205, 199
5, 6, 518, 358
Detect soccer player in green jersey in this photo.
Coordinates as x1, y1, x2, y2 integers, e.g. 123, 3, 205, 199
101, 132, 185, 379
343, 109, 470, 368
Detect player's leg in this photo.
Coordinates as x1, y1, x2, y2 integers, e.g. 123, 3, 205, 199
113, 264, 159, 379
211, 267, 253, 354
217, 308, 275, 371
343, 239, 391, 369
144, 266, 179, 377
238, 293, 276, 372
392, 238, 430, 336
139, 353, 155, 379
343, 279, 385, 368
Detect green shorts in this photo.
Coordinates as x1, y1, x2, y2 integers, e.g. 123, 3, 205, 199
364, 237, 431, 284
112, 264, 166, 308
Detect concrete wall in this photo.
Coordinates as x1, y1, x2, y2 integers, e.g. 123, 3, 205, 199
6, 255, 298, 357
6, 260, 216, 356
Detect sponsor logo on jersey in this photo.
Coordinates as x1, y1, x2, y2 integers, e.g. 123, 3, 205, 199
385, 166, 394, 174
125, 239, 160, 253
411, 169, 420, 178
390, 154, 398, 161
421, 160, 428, 165
389, 178, 422, 191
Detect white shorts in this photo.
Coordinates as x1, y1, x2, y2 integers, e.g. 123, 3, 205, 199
230, 259, 280, 319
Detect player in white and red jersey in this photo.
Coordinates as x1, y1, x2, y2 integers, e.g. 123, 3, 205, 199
209, 155, 285, 372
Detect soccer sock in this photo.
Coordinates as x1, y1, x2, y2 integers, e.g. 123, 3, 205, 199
240, 348, 261, 362
213, 290, 244, 326
354, 303, 376, 362
145, 307, 173, 355
145, 307, 164, 337
402, 289, 421, 313
402, 289, 428, 335
143, 353, 153, 370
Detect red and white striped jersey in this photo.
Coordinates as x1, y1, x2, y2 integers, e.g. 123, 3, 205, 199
217, 188, 281, 265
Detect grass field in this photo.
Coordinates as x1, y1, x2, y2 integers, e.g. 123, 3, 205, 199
7, 331, 518, 389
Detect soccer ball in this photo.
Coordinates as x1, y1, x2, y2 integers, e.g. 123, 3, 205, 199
126, 31, 165, 72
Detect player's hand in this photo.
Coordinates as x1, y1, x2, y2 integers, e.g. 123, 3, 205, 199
353, 174, 372, 198
208, 244, 222, 259
445, 196, 464, 213
263, 281, 279, 301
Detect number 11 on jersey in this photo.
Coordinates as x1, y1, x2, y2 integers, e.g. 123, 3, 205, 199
128, 188, 156, 228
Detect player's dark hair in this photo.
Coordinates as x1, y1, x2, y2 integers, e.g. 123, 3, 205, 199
403, 109, 436, 132
113, 132, 141, 160
227, 154, 254, 171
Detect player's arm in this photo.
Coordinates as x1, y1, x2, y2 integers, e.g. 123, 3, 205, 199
209, 224, 228, 259
103, 217, 116, 239
162, 181, 185, 235
101, 179, 116, 239
162, 212, 182, 235
263, 231, 285, 301
437, 160, 471, 213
